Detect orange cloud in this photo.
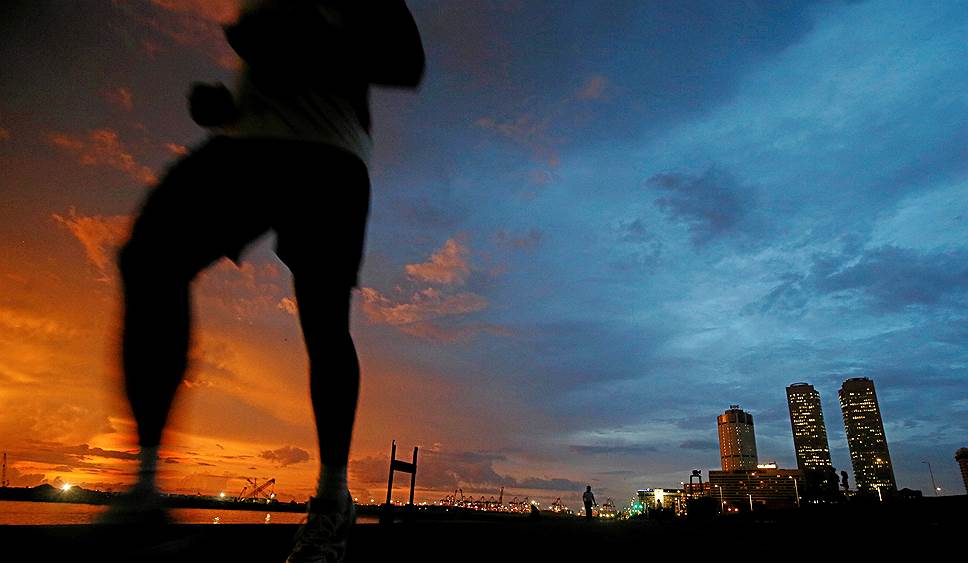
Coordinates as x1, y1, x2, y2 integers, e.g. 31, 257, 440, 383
165, 142, 189, 155
103, 87, 134, 111
361, 237, 502, 340
118, 0, 240, 69
475, 114, 561, 168
150, 0, 239, 24
405, 238, 471, 285
194, 259, 292, 320
576, 75, 608, 100
360, 287, 488, 327
0, 127, 10, 141
495, 228, 543, 251
0, 398, 121, 451
52, 211, 131, 277
278, 297, 298, 316
0, 307, 76, 341
4, 467, 46, 488
48, 129, 157, 185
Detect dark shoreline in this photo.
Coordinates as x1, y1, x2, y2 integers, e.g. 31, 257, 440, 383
0, 486, 567, 521
2, 498, 964, 562
0, 485, 309, 513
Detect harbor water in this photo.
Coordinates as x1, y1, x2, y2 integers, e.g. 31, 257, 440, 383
0, 501, 377, 525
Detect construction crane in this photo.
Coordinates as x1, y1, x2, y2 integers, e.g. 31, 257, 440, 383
237, 478, 276, 502
237, 477, 258, 501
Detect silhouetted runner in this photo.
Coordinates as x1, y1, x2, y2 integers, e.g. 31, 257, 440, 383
100, 2, 424, 562
582, 485, 596, 520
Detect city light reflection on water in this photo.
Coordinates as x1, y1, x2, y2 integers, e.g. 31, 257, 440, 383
0, 501, 378, 525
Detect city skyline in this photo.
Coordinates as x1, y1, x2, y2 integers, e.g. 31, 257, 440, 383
1, 0, 966, 504
0, 376, 946, 502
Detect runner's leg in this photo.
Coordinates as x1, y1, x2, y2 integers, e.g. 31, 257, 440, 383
294, 280, 359, 503
276, 145, 369, 506
117, 138, 269, 492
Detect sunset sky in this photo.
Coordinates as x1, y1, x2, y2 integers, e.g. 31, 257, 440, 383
1, 0, 967, 507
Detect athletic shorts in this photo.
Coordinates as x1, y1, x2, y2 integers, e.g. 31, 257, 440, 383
125, 135, 370, 287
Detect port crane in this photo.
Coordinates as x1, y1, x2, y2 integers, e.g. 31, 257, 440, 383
549, 497, 570, 513
236, 477, 276, 502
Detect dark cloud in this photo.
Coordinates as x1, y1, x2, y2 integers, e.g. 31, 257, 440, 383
678, 440, 718, 451
647, 167, 756, 247
609, 218, 665, 273
259, 446, 312, 467
350, 448, 583, 495
516, 476, 587, 491
10, 470, 48, 488
63, 444, 138, 461
618, 218, 656, 245
672, 414, 717, 431
757, 246, 968, 315
11, 442, 138, 470
569, 444, 657, 456
495, 228, 543, 252
387, 192, 468, 231
816, 246, 968, 312
594, 469, 638, 476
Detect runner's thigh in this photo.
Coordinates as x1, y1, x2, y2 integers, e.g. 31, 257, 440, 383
273, 144, 370, 288
125, 137, 272, 277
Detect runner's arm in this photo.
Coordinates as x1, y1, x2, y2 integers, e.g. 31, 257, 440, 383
359, 0, 425, 88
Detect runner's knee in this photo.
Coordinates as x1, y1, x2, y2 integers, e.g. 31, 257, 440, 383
118, 238, 195, 286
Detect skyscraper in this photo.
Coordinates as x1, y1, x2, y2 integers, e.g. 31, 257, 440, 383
956, 448, 968, 494
718, 405, 758, 471
786, 383, 833, 471
839, 378, 896, 494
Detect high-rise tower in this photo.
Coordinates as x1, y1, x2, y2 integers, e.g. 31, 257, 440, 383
786, 383, 833, 471
839, 378, 896, 494
718, 405, 758, 471
956, 448, 968, 494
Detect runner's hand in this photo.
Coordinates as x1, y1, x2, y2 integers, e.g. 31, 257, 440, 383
187, 82, 239, 128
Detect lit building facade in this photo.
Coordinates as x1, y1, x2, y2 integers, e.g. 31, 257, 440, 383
786, 383, 833, 471
956, 448, 968, 494
636, 488, 686, 516
718, 405, 758, 470
839, 377, 896, 494
708, 468, 801, 511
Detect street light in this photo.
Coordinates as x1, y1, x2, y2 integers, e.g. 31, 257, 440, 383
922, 461, 941, 497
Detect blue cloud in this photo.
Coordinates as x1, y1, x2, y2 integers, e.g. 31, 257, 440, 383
648, 167, 757, 247
756, 246, 968, 314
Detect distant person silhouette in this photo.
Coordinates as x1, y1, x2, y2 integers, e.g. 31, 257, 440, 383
582, 485, 596, 520
101, 2, 423, 562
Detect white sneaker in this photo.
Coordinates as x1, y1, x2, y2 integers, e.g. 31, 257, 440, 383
286, 493, 356, 563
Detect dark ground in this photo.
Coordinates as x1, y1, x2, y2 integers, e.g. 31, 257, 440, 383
2, 495, 964, 561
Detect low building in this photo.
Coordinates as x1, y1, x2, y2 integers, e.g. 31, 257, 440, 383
636, 488, 686, 516
708, 467, 801, 511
